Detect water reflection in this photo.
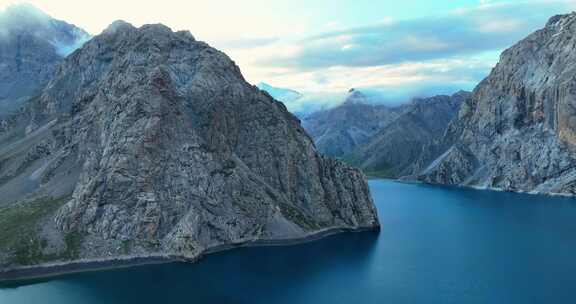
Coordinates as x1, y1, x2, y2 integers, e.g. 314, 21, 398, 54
1, 232, 380, 304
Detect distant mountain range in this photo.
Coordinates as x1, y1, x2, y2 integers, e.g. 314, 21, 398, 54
301, 89, 405, 157
347, 91, 470, 178
296, 88, 470, 177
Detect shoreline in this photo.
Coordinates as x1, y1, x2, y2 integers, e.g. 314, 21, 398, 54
374, 176, 576, 199
0, 226, 379, 284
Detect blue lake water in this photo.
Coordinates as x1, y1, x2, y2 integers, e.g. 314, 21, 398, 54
2, 180, 576, 303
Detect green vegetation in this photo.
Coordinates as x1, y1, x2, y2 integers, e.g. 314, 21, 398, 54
338, 154, 362, 168
121, 240, 131, 255
339, 154, 397, 179
11, 238, 46, 265
363, 168, 397, 179
0, 196, 84, 266
63, 231, 84, 259
0, 197, 67, 253
145, 239, 161, 251
279, 202, 321, 231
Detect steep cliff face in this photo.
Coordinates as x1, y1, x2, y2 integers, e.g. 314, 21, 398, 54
412, 13, 576, 195
302, 90, 404, 157
348, 92, 469, 178
0, 4, 89, 117
0, 21, 378, 270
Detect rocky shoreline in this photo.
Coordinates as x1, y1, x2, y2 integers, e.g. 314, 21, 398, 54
0, 226, 379, 283
395, 177, 576, 198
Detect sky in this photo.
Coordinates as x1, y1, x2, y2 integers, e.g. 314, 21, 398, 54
1, 0, 576, 105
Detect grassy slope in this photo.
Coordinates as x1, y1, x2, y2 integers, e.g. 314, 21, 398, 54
0, 196, 83, 266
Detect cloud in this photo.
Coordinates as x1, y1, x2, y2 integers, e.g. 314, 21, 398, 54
0, 3, 90, 55
254, 52, 496, 93
50, 29, 91, 56
258, 0, 576, 69
4, 0, 572, 106
213, 36, 278, 49
254, 53, 498, 113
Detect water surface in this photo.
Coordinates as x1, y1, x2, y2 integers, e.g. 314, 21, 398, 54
2, 180, 576, 303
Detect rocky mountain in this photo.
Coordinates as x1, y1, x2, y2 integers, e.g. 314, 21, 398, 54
302, 89, 405, 157
0, 21, 378, 273
408, 13, 576, 195
347, 91, 470, 178
0, 4, 89, 117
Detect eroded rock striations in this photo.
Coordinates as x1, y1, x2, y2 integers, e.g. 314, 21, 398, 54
408, 13, 576, 195
0, 4, 89, 117
0, 21, 379, 274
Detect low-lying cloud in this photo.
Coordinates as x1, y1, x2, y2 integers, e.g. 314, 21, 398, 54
0, 4, 90, 56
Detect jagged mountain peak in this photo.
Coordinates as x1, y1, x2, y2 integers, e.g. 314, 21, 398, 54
343, 88, 369, 105
545, 12, 576, 28
452, 90, 472, 98
0, 17, 378, 268
101, 20, 192, 42
102, 19, 136, 34
102, 20, 195, 42
33, 21, 242, 121
410, 91, 470, 108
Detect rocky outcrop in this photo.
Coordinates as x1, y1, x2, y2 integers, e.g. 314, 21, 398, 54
0, 4, 89, 117
0, 21, 379, 272
348, 92, 469, 177
409, 13, 576, 195
302, 89, 404, 157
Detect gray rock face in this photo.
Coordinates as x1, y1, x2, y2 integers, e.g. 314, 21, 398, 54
348, 92, 469, 177
0, 21, 378, 269
409, 13, 576, 195
0, 4, 89, 117
302, 89, 404, 157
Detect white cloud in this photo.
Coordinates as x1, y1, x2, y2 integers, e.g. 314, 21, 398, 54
3, 0, 576, 104
247, 0, 576, 97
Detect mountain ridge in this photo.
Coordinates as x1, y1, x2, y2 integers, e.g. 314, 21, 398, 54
348, 91, 470, 178
407, 12, 576, 196
0, 20, 379, 274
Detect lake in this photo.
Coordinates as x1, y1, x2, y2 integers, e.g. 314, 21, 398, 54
2, 180, 576, 303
